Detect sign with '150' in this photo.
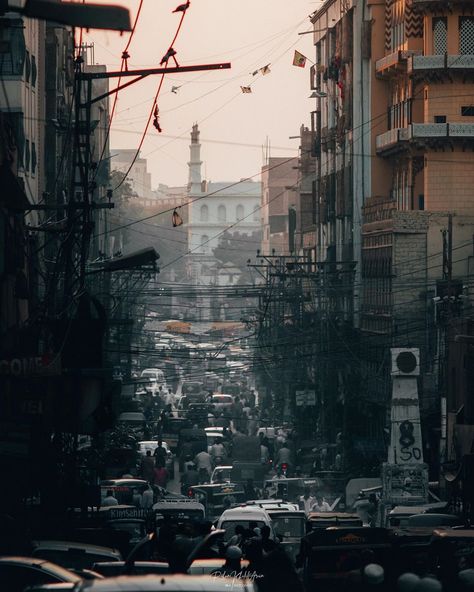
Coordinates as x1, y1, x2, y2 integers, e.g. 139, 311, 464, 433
395, 420, 423, 463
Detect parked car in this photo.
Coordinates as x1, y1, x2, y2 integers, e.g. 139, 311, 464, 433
0, 557, 81, 592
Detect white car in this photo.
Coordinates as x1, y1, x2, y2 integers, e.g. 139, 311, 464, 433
216, 506, 275, 541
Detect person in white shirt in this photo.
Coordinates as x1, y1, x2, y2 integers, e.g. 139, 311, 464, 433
210, 439, 226, 464
299, 487, 316, 513
311, 496, 331, 512
194, 450, 212, 480
141, 485, 154, 509
102, 490, 118, 506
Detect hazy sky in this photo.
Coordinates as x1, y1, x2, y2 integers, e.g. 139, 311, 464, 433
85, 1, 320, 190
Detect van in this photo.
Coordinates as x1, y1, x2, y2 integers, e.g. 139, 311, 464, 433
216, 506, 274, 542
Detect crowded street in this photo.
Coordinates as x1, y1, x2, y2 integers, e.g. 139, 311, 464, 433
2, 0, 474, 590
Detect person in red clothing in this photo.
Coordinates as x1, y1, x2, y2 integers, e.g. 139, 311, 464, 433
154, 461, 169, 488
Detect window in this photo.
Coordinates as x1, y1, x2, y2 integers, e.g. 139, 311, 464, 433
24, 50, 30, 82
460, 17, 474, 54
31, 141, 36, 174
0, 18, 26, 76
217, 205, 226, 222
253, 206, 260, 222
434, 115, 446, 123
462, 106, 474, 116
433, 17, 447, 54
31, 54, 37, 86
236, 204, 244, 220
200, 204, 208, 222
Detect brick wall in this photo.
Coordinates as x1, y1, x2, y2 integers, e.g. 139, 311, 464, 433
425, 153, 474, 213
425, 84, 474, 124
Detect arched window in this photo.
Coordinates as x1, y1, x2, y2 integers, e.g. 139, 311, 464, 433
200, 204, 209, 222
201, 234, 209, 253
217, 205, 226, 222
236, 204, 244, 220
253, 205, 260, 221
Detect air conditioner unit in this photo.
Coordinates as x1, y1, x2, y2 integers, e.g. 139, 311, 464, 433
391, 348, 420, 376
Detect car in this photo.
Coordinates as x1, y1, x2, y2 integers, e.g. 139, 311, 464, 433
92, 561, 169, 577
141, 368, 166, 383
216, 506, 275, 542
188, 558, 249, 575
0, 556, 81, 592
32, 541, 122, 572
138, 440, 175, 479
100, 478, 150, 505
28, 574, 258, 592
211, 394, 233, 412
210, 465, 232, 484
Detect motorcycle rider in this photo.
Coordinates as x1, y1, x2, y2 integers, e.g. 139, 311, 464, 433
275, 441, 293, 476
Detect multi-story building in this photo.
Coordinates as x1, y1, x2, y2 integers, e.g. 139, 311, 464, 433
260, 156, 299, 255
360, 0, 474, 468
112, 148, 153, 199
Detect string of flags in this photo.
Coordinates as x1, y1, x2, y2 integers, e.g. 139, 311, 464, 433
293, 50, 307, 68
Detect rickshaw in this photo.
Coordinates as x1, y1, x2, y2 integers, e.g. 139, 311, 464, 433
430, 528, 474, 585
188, 482, 246, 520
152, 499, 206, 527
307, 512, 363, 532
301, 527, 393, 592
390, 527, 436, 578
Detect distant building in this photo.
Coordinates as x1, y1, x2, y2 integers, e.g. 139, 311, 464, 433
261, 156, 299, 255
112, 148, 152, 199
183, 124, 262, 320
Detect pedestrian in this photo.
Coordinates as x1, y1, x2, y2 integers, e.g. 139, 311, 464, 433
275, 441, 293, 473
102, 489, 118, 507
299, 486, 316, 513
153, 462, 169, 488
141, 484, 154, 508
140, 449, 155, 482
210, 438, 226, 465
180, 462, 199, 494
260, 440, 270, 466
397, 573, 421, 592
154, 439, 167, 467
363, 564, 385, 589
367, 493, 379, 527
211, 545, 243, 576
228, 524, 245, 547
194, 449, 212, 482
244, 478, 258, 501
311, 496, 331, 512
132, 488, 142, 508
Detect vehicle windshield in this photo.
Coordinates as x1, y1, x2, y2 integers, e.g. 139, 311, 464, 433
213, 396, 232, 403
108, 521, 146, 541
271, 516, 305, 538
221, 520, 266, 541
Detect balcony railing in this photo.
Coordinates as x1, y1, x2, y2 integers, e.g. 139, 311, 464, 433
413, 0, 474, 7
377, 123, 474, 154
408, 53, 474, 74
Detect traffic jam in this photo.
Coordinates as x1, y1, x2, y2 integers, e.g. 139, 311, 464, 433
2, 330, 474, 592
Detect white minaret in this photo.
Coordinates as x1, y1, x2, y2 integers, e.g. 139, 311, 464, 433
188, 123, 202, 194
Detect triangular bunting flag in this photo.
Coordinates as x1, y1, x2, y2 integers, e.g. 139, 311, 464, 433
241, 86, 252, 94
260, 64, 271, 75
251, 70, 259, 76
172, 208, 183, 227
293, 50, 307, 68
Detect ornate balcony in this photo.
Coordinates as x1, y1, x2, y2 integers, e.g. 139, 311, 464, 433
376, 50, 420, 79
413, 0, 474, 11
408, 54, 474, 79
376, 123, 474, 155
